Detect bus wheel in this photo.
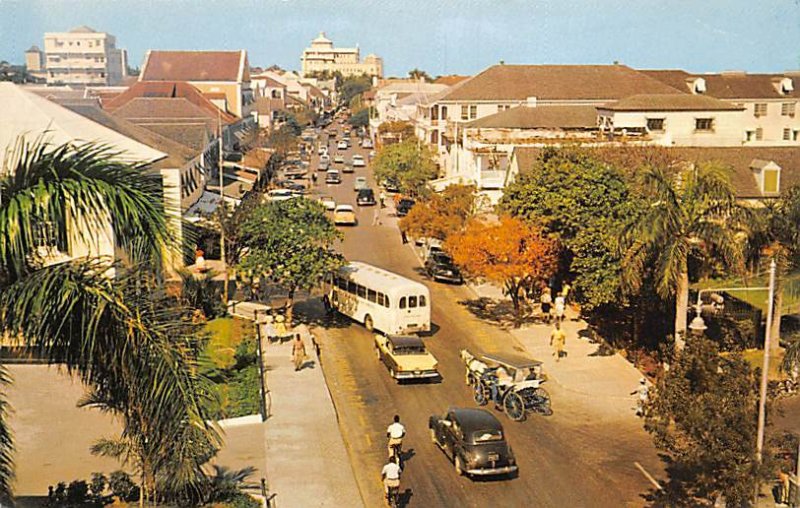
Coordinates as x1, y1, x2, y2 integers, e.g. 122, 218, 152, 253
364, 315, 374, 331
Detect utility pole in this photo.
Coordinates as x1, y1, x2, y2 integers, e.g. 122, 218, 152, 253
218, 112, 229, 305
755, 259, 777, 502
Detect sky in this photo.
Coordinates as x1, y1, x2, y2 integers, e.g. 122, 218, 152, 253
1, 0, 799, 77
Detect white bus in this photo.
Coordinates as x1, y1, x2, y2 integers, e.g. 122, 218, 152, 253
323, 262, 431, 334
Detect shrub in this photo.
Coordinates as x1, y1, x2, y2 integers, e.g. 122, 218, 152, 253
109, 470, 139, 502
66, 480, 89, 504
89, 473, 107, 498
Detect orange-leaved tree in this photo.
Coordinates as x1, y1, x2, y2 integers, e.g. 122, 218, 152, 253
399, 184, 478, 241
447, 216, 559, 316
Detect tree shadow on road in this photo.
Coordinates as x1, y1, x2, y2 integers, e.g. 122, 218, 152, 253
458, 297, 540, 330
293, 297, 352, 330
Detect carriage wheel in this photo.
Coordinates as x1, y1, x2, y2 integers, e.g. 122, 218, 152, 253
531, 387, 553, 416
503, 391, 526, 422
473, 379, 488, 406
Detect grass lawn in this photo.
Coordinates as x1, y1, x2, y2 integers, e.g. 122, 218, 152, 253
734, 348, 788, 380
204, 317, 249, 369
692, 271, 800, 315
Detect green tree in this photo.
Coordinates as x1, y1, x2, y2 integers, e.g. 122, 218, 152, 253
373, 139, 438, 198
338, 75, 372, 107
501, 149, 641, 312
348, 108, 369, 129
645, 336, 765, 506
0, 138, 219, 503
377, 121, 415, 143
237, 199, 344, 323
408, 68, 433, 82
621, 163, 742, 348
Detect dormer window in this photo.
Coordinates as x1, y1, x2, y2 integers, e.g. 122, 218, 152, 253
763, 168, 780, 193
779, 77, 795, 95
688, 77, 706, 94
751, 159, 782, 195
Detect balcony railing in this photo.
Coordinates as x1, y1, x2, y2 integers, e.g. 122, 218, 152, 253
480, 170, 507, 189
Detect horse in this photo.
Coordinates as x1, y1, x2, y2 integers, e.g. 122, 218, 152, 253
459, 349, 489, 385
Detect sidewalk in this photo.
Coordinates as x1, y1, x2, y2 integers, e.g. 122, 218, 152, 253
262, 335, 363, 507
469, 281, 647, 416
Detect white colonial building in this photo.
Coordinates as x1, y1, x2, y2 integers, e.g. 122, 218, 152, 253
43, 26, 128, 86
300, 32, 383, 78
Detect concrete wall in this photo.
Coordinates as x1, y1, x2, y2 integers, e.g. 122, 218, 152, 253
607, 110, 745, 146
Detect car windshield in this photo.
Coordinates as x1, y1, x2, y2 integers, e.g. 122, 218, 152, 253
432, 253, 453, 265
394, 345, 427, 355
472, 429, 503, 443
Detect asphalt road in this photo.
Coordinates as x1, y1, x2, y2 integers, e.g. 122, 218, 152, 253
295, 125, 660, 507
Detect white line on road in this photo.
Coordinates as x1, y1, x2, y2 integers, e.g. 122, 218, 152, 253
634, 461, 663, 491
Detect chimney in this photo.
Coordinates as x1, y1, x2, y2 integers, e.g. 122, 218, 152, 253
526, 96, 537, 108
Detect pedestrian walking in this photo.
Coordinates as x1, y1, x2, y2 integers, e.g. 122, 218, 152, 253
554, 293, 566, 322
373, 208, 381, 226
540, 287, 552, 323
549, 321, 566, 362
561, 283, 571, 304
631, 378, 649, 416
379, 190, 386, 208
292, 334, 307, 371
779, 470, 791, 504
311, 172, 318, 185
400, 229, 409, 244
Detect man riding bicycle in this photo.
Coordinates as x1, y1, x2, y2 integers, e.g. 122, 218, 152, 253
381, 455, 402, 504
386, 414, 406, 459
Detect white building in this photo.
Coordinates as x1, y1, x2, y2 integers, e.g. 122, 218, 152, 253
301, 32, 383, 78
43, 26, 128, 86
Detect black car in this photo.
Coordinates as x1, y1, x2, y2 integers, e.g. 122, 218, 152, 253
429, 408, 517, 478
425, 252, 463, 284
396, 198, 416, 217
357, 188, 377, 206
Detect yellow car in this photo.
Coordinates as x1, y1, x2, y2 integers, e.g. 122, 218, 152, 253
333, 204, 357, 226
374, 334, 440, 382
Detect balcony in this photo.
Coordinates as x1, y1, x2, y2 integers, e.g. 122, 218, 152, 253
479, 170, 506, 190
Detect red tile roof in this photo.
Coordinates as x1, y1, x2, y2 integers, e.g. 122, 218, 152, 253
104, 81, 237, 124
140, 50, 246, 82
440, 64, 684, 102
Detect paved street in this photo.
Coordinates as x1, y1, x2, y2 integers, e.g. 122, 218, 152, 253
295, 130, 663, 507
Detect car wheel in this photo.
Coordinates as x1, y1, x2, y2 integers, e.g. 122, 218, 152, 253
364, 314, 374, 331
454, 455, 464, 476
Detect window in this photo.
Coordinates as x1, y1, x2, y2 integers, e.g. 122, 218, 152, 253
441, 106, 447, 119
367, 289, 377, 303
469, 105, 477, 119
756, 128, 764, 141
460, 105, 469, 121
646, 118, 665, 131
377, 293, 385, 306
357, 284, 366, 298
794, 130, 800, 141
497, 105, 511, 113
763, 169, 779, 193
431, 131, 439, 144
784, 128, 792, 141
746, 130, 755, 142
383, 295, 390, 308
347, 280, 357, 294
408, 296, 418, 308
431, 107, 438, 121
754, 103, 768, 117
399, 297, 407, 309
695, 118, 714, 131
419, 295, 427, 307
782, 103, 796, 116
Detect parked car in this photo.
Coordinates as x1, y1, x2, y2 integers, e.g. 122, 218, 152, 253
374, 335, 439, 381
318, 159, 330, 171
354, 176, 369, 191
318, 195, 336, 211
337, 140, 348, 150
357, 188, 376, 206
342, 164, 354, 174
333, 204, 357, 226
265, 189, 299, 202
429, 408, 518, 478
362, 138, 374, 149
352, 154, 366, 167
342, 137, 352, 148
425, 252, 463, 284
283, 167, 307, 179
318, 145, 327, 155
334, 155, 345, 165
396, 198, 416, 217
325, 169, 342, 184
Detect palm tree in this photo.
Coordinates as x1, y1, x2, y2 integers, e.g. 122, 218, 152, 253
0, 137, 220, 502
622, 163, 742, 349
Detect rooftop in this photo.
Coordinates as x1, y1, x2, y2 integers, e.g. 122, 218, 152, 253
602, 93, 744, 112
439, 64, 684, 102
466, 105, 598, 129
642, 69, 800, 99
140, 50, 247, 83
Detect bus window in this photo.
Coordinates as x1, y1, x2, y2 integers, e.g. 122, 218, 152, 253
367, 289, 377, 302
348, 280, 357, 293
357, 285, 366, 298
409, 296, 418, 308
399, 297, 406, 309
337, 277, 347, 290
377, 293, 384, 306
384, 295, 390, 308
419, 295, 427, 307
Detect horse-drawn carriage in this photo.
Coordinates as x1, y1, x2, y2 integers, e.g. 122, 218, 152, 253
460, 349, 552, 421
